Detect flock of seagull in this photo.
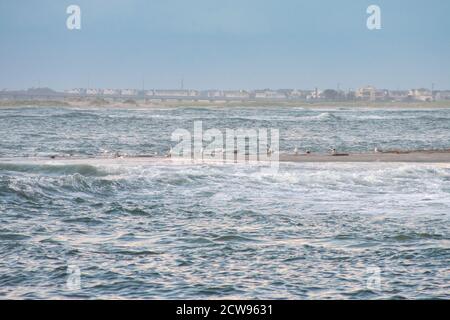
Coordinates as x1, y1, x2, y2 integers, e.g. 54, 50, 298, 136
163, 146, 380, 158
45, 146, 384, 160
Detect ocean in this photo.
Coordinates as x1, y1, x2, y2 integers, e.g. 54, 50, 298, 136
0, 106, 449, 299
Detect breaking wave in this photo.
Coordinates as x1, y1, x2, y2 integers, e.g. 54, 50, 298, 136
0, 163, 110, 176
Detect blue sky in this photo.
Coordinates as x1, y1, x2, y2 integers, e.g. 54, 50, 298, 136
0, 0, 449, 90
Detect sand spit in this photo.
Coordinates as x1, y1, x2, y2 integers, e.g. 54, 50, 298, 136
1, 150, 450, 165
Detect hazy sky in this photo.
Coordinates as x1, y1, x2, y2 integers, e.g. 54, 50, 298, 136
0, 0, 449, 90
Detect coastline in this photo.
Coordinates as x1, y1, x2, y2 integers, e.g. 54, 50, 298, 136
279, 150, 450, 163
1, 99, 450, 109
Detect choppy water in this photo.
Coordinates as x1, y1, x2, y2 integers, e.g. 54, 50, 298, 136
0, 106, 449, 299
2, 106, 450, 157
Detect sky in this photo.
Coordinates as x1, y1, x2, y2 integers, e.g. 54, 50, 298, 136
0, 0, 449, 91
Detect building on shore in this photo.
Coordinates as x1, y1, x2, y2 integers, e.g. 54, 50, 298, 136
306, 88, 322, 100
203, 90, 223, 98
120, 89, 138, 96
21, 86, 450, 102
103, 89, 119, 96
254, 89, 286, 99
223, 90, 250, 99
409, 88, 433, 102
65, 88, 86, 95
388, 90, 409, 101
355, 86, 389, 101
152, 90, 198, 97
287, 89, 311, 99
86, 88, 101, 96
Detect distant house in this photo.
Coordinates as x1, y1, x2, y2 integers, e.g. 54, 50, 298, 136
288, 89, 309, 99
223, 90, 250, 99
65, 88, 85, 95
121, 89, 138, 96
254, 90, 286, 99
356, 86, 376, 100
388, 90, 409, 101
204, 90, 223, 98
355, 86, 388, 101
254, 90, 265, 98
153, 90, 198, 97
103, 89, 118, 96
306, 88, 322, 100
278, 89, 306, 99
409, 88, 433, 102
86, 88, 101, 95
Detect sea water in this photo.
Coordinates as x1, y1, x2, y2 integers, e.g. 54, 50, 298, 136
0, 106, 449, 299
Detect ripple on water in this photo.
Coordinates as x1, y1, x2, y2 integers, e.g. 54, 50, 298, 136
1, 107, 450, 299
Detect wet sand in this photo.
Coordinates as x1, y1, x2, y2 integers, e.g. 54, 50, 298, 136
279, 150, 450, 163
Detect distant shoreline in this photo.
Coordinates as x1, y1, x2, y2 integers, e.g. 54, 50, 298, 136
1, 99, 450, 109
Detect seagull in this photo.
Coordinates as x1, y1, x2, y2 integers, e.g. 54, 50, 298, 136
294, 147, 299, 155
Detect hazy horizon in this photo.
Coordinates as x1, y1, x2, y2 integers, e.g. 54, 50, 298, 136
1, 0, 449, 91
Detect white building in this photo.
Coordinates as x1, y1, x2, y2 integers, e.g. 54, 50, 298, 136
223, 90, 250, 98
65, 88, 85, 95
306, 88, 322, 100
205, 90, 223, 98
288, 89, 309, 99
254, 90, 286, 99
409, 89, 433, 102
103, 89, 118, 95
121, 89, 138, 96
388, 90, 409, 101
356, 86, 376, 100
153, 90, 198, 97
86, 88, 101, 95
355, 86, 388, 101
